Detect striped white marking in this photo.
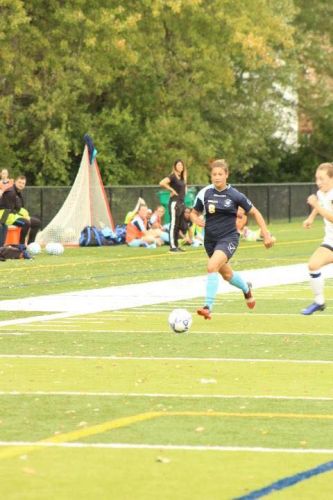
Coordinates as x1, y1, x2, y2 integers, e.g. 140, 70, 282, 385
0, 263, 333, 327
0, 441, 332, 454
0, 354, 332, 365
0, 391, 332, 401
0, 312, 87, 327
0, 332, 28, 336
1, 329, 332, 337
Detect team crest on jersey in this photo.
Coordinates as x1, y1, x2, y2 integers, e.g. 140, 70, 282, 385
228, 242, 236, 253
224, 199, 232, 208
208, 203, 216, 214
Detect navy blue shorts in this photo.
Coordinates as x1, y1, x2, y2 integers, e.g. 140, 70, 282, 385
204, 234, 240, 260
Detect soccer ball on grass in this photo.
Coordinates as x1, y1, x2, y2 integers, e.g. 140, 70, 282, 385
168, 308, 192, 334
45, 242, 64, 255
27, 242, 41, 255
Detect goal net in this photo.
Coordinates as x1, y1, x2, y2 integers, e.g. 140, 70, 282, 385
37, 141, 114, 246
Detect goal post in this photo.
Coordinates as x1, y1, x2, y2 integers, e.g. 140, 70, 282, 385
37, 139, 114, 246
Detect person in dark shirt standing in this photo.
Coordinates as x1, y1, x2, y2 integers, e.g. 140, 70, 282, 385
191, 159, 274, 320
0, 175, 41, 247
159, 159, 187, 252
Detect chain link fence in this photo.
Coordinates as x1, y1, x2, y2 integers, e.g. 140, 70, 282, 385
24, 183, 316, 229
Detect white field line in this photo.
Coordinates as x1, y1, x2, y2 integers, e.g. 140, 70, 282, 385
0, 441, 332, 454
1, 391, 333, 401
1, 329, 332, 337
0, 332, 28, 336
0, 310, 333, 335
1, 354, 333, 365
55, 310, 333, 317
106, 310, 333, 315
0, 312, 87, 327
1, 263, 333, 327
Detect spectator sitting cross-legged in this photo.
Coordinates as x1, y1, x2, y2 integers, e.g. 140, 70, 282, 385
126, 204, 163, 248
149, 205, 169, 244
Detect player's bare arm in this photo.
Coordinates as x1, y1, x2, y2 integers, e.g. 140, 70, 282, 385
303, 207, 318, 228
248, 206, 274, 248
190, 208, 205, 227
159, 177, 178, 197
307, 194, 333, 223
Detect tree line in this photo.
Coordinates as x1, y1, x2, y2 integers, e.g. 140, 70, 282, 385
1, 0, 332, 186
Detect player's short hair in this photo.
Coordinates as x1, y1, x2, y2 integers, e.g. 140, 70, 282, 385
210, 159, 229, 174
317, 163, 333, 178
15, 175, 26, 181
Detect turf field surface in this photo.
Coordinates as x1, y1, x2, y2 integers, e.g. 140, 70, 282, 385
0, 220, 332, 499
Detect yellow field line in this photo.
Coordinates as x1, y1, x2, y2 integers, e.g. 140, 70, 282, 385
1, 409, 332, 461
0, 411, 161, 460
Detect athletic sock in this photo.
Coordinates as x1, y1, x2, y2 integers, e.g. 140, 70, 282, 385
205, 272, 219, 310
309, 271, 325, 305
229, 272, 249, 293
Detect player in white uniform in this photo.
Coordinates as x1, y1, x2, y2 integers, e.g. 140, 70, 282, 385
302, 162, 333, 315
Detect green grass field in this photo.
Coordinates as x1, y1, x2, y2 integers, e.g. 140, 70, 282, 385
0, 220, 333, 499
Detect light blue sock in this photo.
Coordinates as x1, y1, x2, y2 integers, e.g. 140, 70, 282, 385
205, 272, 219, 310
229, 272, 249, 293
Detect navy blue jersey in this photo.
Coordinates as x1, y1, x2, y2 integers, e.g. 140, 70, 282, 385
193, 184, 253, 240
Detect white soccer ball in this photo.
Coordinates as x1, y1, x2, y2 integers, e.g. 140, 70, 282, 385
27, 242, 41, 255
168, 308, 192, 334
45, 242, 64, 255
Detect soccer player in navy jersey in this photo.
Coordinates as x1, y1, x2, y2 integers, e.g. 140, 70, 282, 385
191, 159, 274, 320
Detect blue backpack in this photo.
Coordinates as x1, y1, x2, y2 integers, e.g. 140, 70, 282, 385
79, 226, 104, 246
114, 224, 127, 243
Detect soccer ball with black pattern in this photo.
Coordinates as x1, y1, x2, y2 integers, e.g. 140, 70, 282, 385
168, 309, 192, 334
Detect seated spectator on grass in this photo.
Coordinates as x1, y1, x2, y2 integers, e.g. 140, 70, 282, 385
124, 197, 146, 224
149, 205, 169, 244
0, 175, 41, 247
237, 207, 276, 242
126, 204, 163, 248
0, 169, 14, 196
236, 207, 248, 234
179, 207, 194, 247
191, 215, 205, 247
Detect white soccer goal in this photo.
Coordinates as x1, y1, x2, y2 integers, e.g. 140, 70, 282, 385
37, 145, 114, 246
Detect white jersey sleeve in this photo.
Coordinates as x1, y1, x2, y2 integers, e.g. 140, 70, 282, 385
317, 188, 333, 245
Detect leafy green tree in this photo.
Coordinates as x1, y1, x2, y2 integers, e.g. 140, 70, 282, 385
100, 0, 297, 183
281, 0, 333, 181
1, 0, 303, 185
